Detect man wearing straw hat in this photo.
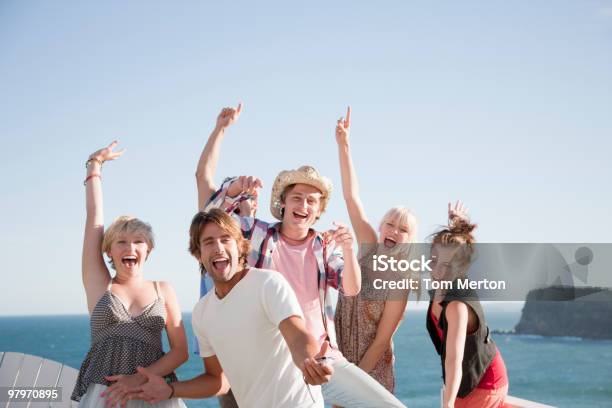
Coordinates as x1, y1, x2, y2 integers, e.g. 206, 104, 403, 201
199, 104, 406, 407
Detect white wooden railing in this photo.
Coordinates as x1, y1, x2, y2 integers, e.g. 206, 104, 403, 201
0, 352, 79, 407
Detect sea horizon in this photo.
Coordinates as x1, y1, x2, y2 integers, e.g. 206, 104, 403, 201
2, 308, 611, 407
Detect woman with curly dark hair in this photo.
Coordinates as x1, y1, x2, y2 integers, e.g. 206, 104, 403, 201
427, 202, 508, 408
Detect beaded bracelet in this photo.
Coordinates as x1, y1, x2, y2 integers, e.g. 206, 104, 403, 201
83, 174, 101, 186
85, 158, 103, 168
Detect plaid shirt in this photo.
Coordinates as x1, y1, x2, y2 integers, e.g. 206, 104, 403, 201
205, 177, 345, 347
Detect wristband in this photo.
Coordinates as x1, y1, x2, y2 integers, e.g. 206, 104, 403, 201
83, 174, 101, 186
85, 158, 103, 168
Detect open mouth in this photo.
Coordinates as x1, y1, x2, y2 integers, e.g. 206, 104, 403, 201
211, 257, 230, 273
121, 255, 138, 268
383, 238, 397, 248
293, 211, 308, 220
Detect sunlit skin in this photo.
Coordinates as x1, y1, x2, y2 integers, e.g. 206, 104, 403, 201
198, 222, 246, 298
331, 106, 413, 382
430, 201, 472, 282
224, 177, 359, 295
430, 243, 481, 408
430, 245, 458, 281
196, 102, 245, 212
83, 141, 188, 408
237, 197, 257, 217
106, 231, 150, 279
430, 243, 473, 282
280, 184, 323, 241
128, 218, 335, 403
378, 217, 412, 249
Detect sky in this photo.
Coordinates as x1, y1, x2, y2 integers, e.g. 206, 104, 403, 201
1, 1, 611, 315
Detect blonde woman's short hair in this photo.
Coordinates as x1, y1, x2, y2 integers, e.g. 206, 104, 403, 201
102, 216, 155, 268
379, 206, 418, 243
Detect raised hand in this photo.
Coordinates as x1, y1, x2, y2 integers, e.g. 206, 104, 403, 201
227, 175, 264, 199
448, 200, 470, 222
215, 102, 243, 131
88, 141, 126, 164
335, 106, 351, 146
302, 341, 334, 385
326, 221, 355, 252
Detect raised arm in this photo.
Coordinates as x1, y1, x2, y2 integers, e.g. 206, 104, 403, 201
196, 103, 242, 211
335, 107, 377, 246
82, 141, 125, 314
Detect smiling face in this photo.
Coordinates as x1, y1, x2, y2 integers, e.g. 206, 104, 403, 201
280, 183, 323, 229
198, 222, 241, 284
107, 231, 150, 274
102, 216, 155, 273
430, 244, 471, 281
234, 196, 258, 218
379, 217, 413, 248
378, 207, 417, 248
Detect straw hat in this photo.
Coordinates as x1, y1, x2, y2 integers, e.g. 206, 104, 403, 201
270, 165, 333, 220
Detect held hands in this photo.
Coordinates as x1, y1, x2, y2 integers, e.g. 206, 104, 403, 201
100, 372, 146, 408
127, 366, 174, 405
227, 175, 264, 199
89, 141, 126, 165
448, 200, 469, 223
215, 102, 243, 131
335, 106, 351, 147
325, 222, 355, 252
301, 341, 334, 385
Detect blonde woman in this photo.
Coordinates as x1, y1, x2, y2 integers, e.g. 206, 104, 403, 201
73, 142, 188, 408
333, 108, 418, 393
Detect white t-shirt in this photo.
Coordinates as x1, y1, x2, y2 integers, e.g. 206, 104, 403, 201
192, 268, 324, 408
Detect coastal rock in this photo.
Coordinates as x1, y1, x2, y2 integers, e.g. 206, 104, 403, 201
514, 286, 612, 339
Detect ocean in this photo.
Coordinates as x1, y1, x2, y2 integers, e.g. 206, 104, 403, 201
1, 309, 611, 408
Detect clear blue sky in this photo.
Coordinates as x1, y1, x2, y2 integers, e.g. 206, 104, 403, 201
1, 1, 611, 315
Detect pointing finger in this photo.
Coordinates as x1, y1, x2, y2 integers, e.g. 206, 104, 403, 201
345, 106, 351, 127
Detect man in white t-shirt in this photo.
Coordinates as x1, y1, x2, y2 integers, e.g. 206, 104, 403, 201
132, 209, 332, 408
